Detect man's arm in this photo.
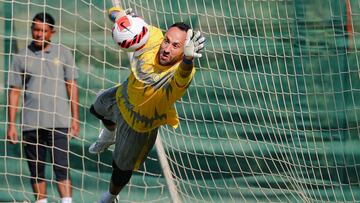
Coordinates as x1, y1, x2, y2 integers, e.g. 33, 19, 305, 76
66, 80, 80, 137
7, 87, 21, 144
176, 29, 206, 83
179, 56, 194, 78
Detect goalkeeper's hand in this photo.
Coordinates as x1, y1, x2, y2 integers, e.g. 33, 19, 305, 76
108, 7, 134, 22
184, 29, 206, 59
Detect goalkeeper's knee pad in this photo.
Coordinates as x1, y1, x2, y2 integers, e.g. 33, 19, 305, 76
111, 161, 133, 187
89, 105, 115, 126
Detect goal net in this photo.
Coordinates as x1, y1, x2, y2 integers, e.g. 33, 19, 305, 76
1, 0, 360, 202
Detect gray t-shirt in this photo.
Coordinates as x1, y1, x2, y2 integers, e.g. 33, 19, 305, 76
8, 42, 78, 131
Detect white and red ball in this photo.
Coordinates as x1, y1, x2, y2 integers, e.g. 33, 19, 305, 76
112, 15, 150, 51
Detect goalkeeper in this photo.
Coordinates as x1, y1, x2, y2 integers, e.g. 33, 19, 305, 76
89, 7, 205, 203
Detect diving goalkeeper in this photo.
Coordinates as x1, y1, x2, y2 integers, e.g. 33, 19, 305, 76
89, 7, 205, 203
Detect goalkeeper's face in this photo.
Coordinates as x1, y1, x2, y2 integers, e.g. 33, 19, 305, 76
31, 20, 55, 49
159, 27, 187, 66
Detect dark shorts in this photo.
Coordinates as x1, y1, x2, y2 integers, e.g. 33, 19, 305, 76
23, 128, 70, 184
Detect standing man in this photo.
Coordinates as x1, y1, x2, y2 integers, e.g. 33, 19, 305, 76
7, 12, 79, 203
88, 7, 205, 203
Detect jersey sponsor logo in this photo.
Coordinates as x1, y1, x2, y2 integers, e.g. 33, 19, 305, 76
116, 16, 131, 31
53, 58, 60, 66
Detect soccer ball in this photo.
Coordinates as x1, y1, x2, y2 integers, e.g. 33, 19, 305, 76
112, 15, 150, 51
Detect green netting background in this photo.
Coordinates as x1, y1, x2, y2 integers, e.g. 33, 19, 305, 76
1, 0, 360, 202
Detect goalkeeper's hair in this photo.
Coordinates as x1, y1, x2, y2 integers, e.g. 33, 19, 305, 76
32, 12, 55, 29
170, 22, 190, 32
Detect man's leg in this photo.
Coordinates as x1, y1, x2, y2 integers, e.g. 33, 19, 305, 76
88, 105, 117, 154
99, 119, 159, 203
99, 161, 132, 203
24, 129, 48, 201
52, 129, 72, 202
57, 179, 72, 198
32, 181, 47, 201
110, 161, 132, 194
88, 87, 119, 154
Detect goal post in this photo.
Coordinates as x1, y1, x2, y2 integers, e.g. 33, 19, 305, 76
1, 0, 360, 202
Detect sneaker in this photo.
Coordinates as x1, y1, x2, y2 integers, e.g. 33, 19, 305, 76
89, 129, 115, 154
98, 191, 118, 203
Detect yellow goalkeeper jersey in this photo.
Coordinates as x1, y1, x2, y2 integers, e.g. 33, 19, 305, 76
115, 26, 196, 133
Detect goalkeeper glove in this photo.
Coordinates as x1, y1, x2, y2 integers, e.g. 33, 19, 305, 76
184, 29, 206, 59
108, 7, 134, 22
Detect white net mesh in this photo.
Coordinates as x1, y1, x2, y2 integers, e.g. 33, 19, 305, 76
1, 0, 360, 202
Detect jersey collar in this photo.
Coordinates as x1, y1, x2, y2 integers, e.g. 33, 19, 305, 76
28, 41, 53, 54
